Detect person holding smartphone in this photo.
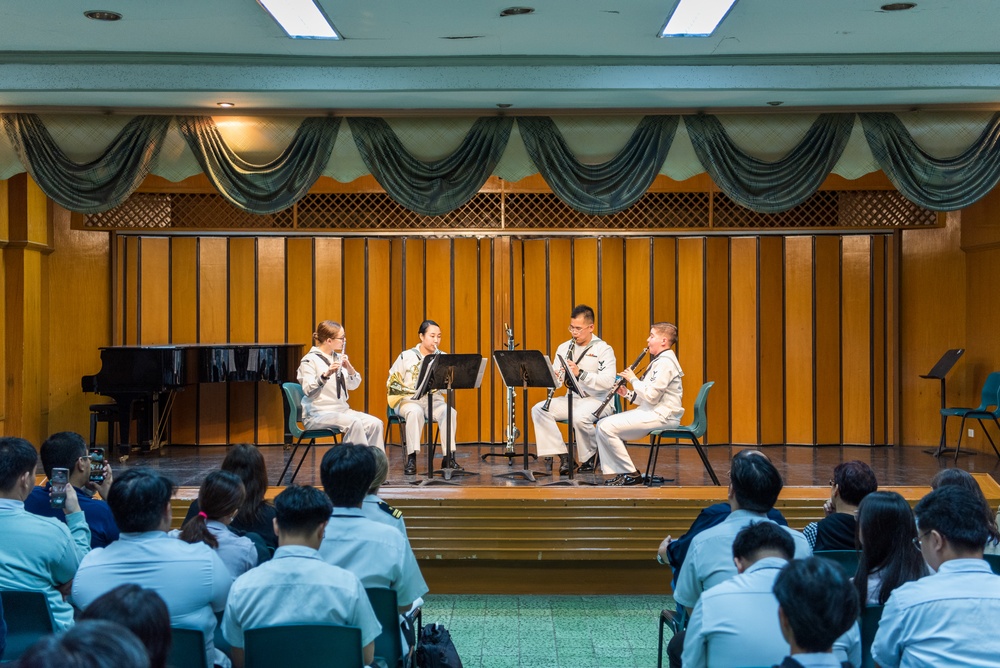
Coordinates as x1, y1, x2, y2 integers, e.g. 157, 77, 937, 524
24, 431, 119, 548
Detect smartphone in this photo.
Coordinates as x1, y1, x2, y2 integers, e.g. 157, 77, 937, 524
51, 467, 69, 509
89, 447, 106, 485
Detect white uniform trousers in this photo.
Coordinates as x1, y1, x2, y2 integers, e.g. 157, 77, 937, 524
596, 408, 678, 474
530, 395, 611, 460
397, 394, 457, 456
306, 409, 385, 450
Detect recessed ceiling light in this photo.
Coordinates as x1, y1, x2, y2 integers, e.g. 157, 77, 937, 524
257, 0, 341, 39
500, 7, 535, 17
766, 101, 783, 106
84, 10, 122, 21
217, 102, 235, 108
881, 3, 916, 10
659, 0, 739, 37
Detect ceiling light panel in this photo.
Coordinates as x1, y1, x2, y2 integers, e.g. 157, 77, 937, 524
257, 0, 340, 39
659, 0, 739, 37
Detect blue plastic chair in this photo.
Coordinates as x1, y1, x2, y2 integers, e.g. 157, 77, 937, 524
859, 604, 884, 668
815, 549, 861, 578
0, 590, 55, 663
244, 624, 364, 668
644, 381, 719, 485
941, 371, 1000, 460
166, 627, 208, 668
278, 382, 341, 485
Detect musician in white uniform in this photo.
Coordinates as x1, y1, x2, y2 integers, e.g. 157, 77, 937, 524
529, 305, 617, 475
387, 320, 459, 475
596, 322, 684, 486
297, 320, 385, 449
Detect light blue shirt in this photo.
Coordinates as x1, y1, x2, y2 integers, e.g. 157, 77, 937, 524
169, 520, 258, 578
320, 507, 428, 608
362, 494, 408, 538
872, 558, 1000, 668
222, 545, 381, 649
0, 498, 90, 630
682, 557, 860, 668
673, 509, 812, 609
72, 531, 232, 668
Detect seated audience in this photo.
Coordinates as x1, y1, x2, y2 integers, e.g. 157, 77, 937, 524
0, 436, 90, 630
80, 584, 172, 668
318, 444, 428, 612
802, 460, 877, 551
362, 445, 408, 537
931, 467, 1000, 555
223, 484, 381, 668
772, 557, 860, 668
853, 491, 929, 605
872, 485, 1000, 667
72, 468, 232, 668
176, 470, 258, 578
1, 592, 5, 662
682, 522, 859, 668
17, 619, 150, 668
185, 444, 278, 550
23, 431, 119, 548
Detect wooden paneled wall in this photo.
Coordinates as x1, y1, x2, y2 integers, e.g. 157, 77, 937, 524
116, 232, 898, 447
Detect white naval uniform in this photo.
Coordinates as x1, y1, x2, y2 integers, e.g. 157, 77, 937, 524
298, 346, 385, 449
529, 336, 617, 460
596, 348, 683, 474
387, 346, 458, 456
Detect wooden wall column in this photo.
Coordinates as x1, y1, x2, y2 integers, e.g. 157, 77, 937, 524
3, 175, 52, 445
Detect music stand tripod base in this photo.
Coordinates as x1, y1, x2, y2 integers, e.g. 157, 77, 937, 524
492, 349, 559, 483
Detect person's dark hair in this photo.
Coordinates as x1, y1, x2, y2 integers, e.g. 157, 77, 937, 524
732, 521, 795, 562
914, 484, 991, 552
107, 468, 176, 533
418, 320, 440, 336
570, 304, 595, 324
179, 470, 245, 549
39, 432, 88, 481
79, 585, 171, 668
833, 460, 878, 506
853, 491, 928, 605
773, 557, 859, 654
0, 437, 38, 492
931, 468, 1000, 545
729, 450, 783, 513
17, 619, 150, 668
320, 445, 376, 507
221, 444, 271, 527
275, 484, 333, 534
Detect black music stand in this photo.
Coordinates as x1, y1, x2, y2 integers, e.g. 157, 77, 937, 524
493, 349, 558, 482
482, 324, 535, 465
544, 353, 598, 487
920, 348, 965, 457
413, 353, 486, 486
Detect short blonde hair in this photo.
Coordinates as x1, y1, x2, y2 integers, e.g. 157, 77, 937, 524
369, 446, 389, 493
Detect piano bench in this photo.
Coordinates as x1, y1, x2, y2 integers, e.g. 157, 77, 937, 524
89, 403, 120, 451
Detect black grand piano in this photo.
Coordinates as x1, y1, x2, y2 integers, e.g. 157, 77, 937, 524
82, 344, 303, 455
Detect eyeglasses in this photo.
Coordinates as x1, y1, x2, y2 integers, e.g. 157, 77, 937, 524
568, 325, 592, 334
912, 530, 931, 550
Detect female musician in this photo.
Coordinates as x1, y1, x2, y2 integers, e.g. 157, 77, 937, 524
387, 320, 459, 475
297, 320, 385, 449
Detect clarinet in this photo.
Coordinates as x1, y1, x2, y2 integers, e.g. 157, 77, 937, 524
591, 347, 648, 419
503, 325, 520, 452
541, 341, 575, 412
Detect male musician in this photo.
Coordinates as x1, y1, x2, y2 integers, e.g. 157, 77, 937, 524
596, 322, 683, 486
530, 305, 617, 475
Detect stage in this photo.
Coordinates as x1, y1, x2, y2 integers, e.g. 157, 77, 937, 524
149, 442, 1000, 595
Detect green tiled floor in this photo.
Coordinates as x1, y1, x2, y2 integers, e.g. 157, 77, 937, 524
420, 594, 676, 668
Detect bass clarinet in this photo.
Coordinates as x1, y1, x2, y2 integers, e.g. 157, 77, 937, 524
541, 341, 575, 412
591, 347, 648, 419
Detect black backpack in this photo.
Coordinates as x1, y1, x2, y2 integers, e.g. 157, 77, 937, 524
415, 623, 463, 668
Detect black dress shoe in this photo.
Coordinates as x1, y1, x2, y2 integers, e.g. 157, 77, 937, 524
404, 453, 417, 475
558, 454, 575, 475
577, 455, 597, 473
605, 471, 644, 486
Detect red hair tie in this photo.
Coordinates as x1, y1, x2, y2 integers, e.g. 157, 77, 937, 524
198, 511, 208, 519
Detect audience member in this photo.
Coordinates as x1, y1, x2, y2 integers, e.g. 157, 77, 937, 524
361, 445, 408, 537
185, 444, 278, 550
931, 467, 1000, 555
72, 468, 232, 668
802, 460, 877, 551
223, 484, 380, 668
0, 593, 6, 662
853, 491, 929, 605
23, 431, 119, 548
318, 444, 428, 612
176, 470, 258, 577
0, 436, 90, 630
80, 584, 172, 668
772, 557, 860, 668
17, 619, 150, 668
872, 485, 1000, 667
